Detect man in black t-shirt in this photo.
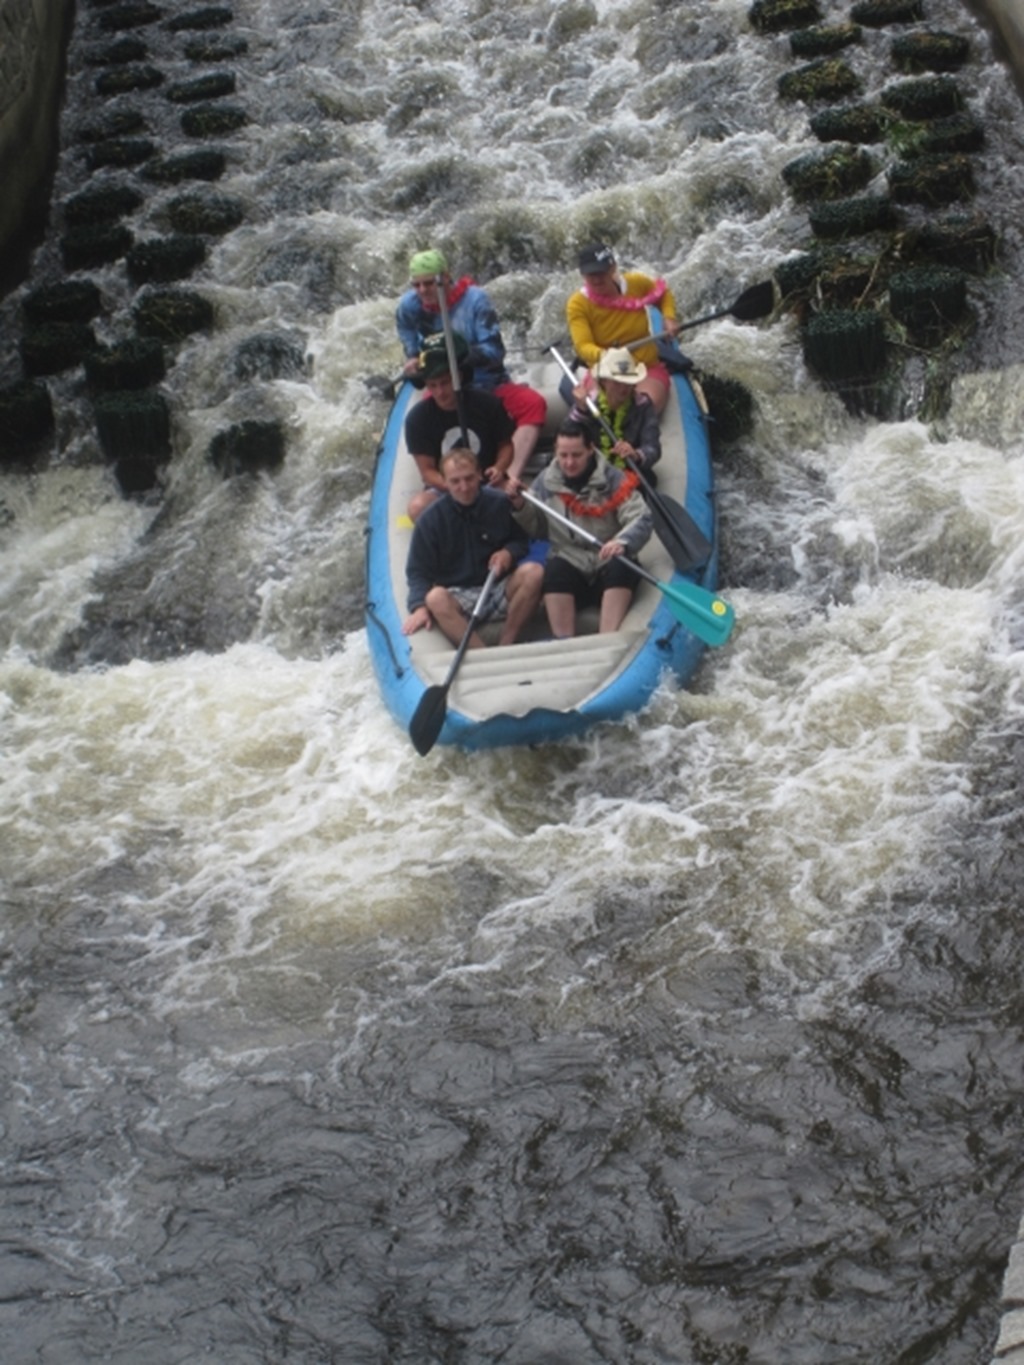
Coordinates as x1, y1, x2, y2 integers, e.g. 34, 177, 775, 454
404, 332, 515, 520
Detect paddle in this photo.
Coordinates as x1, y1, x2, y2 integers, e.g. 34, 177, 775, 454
436, 282, 470, 448
364, 370, 406, 400
409, 567, 500, 756
545, 343, 712, 573
624, 279, 775, 350
518, 490, 734, 648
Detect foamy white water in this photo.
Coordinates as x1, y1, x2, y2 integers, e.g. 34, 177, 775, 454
2, 1, 1023, 1359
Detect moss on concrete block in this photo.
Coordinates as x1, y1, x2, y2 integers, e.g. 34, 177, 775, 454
782, 146, 874, 201
810, 103, 888, 143
778, 57, 860, 102
790, 23, 862, 57
888, 152, 975, 206
133, 287, 214, 340
891, 30, 971, 72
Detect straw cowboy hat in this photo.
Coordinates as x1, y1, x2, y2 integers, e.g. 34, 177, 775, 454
593, 347, 648, 384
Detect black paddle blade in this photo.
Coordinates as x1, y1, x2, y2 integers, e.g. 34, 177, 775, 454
646, 488, 712, 572
365, 373, 397, 400
730, 278, 776, 321
409, 684, 449, 757
626, 457, 712, 573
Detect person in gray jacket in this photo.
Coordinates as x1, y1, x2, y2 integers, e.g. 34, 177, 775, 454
508, 418, 652, 638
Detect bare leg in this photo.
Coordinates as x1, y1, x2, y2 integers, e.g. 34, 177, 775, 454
424, 586, 486, 648
498, 562, 544, 645
544, 592, 576, 639
599, 586, 633, 633
508, 424, 542, 481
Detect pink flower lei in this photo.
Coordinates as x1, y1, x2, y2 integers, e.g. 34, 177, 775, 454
581, 276, 669, 311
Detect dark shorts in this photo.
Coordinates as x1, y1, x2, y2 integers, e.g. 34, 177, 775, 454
495, 381, 547, 428
542, 553, 636, 601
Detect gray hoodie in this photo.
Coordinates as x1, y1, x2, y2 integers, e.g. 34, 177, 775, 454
514, 453, 652, 579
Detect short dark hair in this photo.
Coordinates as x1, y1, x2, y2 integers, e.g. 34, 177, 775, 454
556, 416, 596, 446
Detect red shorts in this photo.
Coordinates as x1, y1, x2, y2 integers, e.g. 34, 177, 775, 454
643, 362, 671, 391
495, 381, 547, 428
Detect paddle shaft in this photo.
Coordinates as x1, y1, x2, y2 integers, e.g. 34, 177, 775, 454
436, 282, 470, 448
408, 567, 501, 756
624, 279, 775, 351
445, 566, 499, 686
519, 490, 656, 586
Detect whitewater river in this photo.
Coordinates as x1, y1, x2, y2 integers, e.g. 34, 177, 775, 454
2, 0, 1023, 1360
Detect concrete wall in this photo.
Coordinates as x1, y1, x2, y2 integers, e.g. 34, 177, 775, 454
0, 0, 74, 294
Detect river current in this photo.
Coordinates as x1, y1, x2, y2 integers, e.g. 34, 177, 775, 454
2, 0, 1024, 1361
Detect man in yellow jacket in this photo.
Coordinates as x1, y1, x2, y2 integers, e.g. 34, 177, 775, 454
566, 242, 681, 414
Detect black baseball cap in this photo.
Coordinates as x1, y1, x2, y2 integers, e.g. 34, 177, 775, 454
417, 331, 469, 379
578, 243, 616, 274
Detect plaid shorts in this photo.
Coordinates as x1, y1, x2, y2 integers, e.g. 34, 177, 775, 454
448, 579, 510, 622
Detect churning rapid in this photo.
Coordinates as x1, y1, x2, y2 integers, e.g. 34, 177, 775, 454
2, 0, 1024, 1360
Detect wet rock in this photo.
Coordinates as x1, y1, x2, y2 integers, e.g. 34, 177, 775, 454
85, 337, 167, 390
881, 75, 964, 120
180, 102, 248, 136
183, 34, 248, 60
888, 265, 968, 343
808, 193, 898, 239
84, 136, 157, 169
113, 454, 163, 496
0, 380, 55, 458
96, 2, 164, 33
778, 57, 861, 102
19, 322, 98, 376
850, 0, 923, 25
165, 71, 236, 103
782, 146, 875, 202
93, 388, 172, 460
125, 234, 208, 284
94, 63, 164, 96
133, 287, 215, 340
166, 190, 245, 235
888, 152, 976, 206
231, 332, 307, 381
64, 183, 145, 226
77, 108, 150, 143
810, 102, 888, 144
699, 373, 756, 449
84, 35, 149, 65
904, 212, 997, 273
750, 0, 822, 34
60, 222, 134, 270
802, 307, 888, 383
891, 30, 971, 73
23, 278, 103, 324
790, 22, 862, 57
165, 5, 233, 32
141, 148, 227, 183
209, 419, 286, 474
